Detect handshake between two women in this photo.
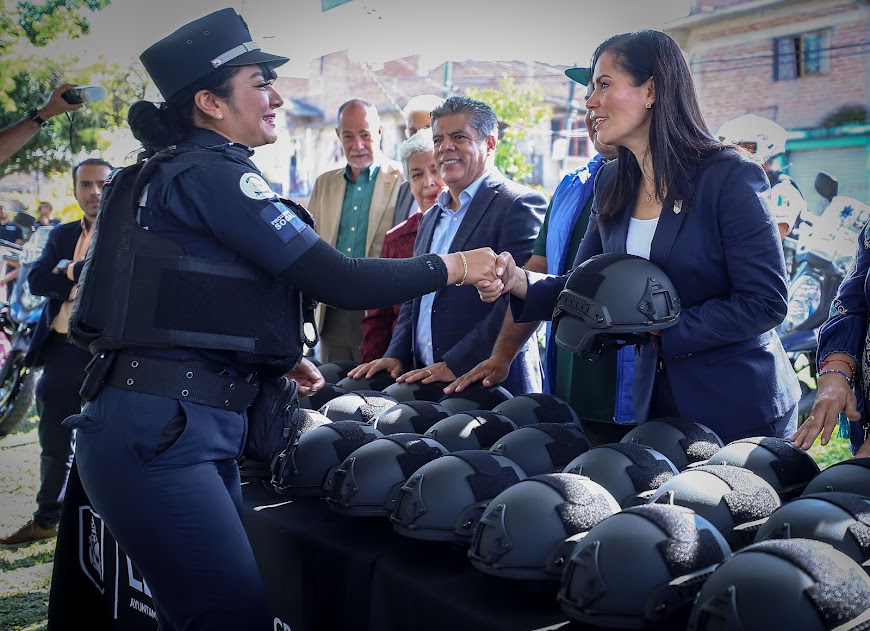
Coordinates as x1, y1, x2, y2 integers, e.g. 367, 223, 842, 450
457, 250, 526, 302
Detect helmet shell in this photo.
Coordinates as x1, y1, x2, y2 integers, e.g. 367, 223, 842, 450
698, 436, 820, 501
754, 492, 870, 568
325, 433, 447, 517
336, 372, 396, 393
468, 473, 621, 581
491, 423, 592, 476
383, 379, 452, 402
716, 114, 787, 164
554, 254, 680, 359
371, 400, 451, 435
424, 411, 517, 451
621, 417, 724, 471
562, 442, 678, 508
647, 464, 781, 549
316, 360, 359, 385
319, 390, 399, 423
688, 539, 870, 630
437, 383, 513, 414
271, 420, 383, 497
391, 450, 526, 542
559, 504, 731, 629
492, 393, 581, 427
802, 457, 870, 497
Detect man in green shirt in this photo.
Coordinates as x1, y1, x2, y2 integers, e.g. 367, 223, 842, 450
308, 98, 405, 361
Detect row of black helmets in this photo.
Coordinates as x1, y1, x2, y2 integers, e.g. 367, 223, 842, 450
239, 360, 870, 631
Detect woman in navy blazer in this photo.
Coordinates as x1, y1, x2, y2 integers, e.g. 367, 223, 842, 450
480, 30, 800, 444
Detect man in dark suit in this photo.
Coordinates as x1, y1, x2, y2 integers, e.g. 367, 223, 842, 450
0, 158, 110, 544
390, 94, 445, 228
349, 96, 546, 395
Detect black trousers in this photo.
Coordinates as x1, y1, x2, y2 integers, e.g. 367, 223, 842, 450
34, 333, 92, 527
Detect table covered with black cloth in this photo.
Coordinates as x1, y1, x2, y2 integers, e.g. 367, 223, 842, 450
241, 479, 601, 631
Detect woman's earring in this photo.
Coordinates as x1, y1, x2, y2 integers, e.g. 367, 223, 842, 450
645, 103, 652, 109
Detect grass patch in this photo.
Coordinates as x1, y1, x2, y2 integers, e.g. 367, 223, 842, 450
0, 408, 52, 631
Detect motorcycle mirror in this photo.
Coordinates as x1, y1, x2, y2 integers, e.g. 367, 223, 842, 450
814, 172, 839, 202
13, 212, 35, 231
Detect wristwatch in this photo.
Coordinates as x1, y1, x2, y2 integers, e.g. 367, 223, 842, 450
27, 108, 48, 127
56, 259, 71, 273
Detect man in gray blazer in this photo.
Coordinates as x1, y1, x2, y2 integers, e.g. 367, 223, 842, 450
308, 98, 404, 361
349, 96, 546, 395
391, 94, 446, 228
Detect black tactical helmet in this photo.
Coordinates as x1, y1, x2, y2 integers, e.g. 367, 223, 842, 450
271, 420, 383, 497
336, 372, 396, 393
688, 539, 870, 631
383, 380, 452, 402
437, 382, 513, 414
696, 436, 820, 501
371, 400, 451, 435
562, 442, 678, 508
468, 473, 621, 581
553, 253, 680, 358
390, 450, 526, 542
302, 382, 347, 411
316, 360, 360, 385
424, 411, 518, 452
802, 457, 870, 497
491, 423, 592, 476
318, 390, 399, 423
492, 393, 581, 427
648, 464, 781, 549
754, 492, 870, 570
620, 417, 724, 471
559, 504, 732, 629
325, 433, 447, 517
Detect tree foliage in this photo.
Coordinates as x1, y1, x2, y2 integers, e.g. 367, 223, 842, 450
465, 76, 550, 186
0, 0, 146, 177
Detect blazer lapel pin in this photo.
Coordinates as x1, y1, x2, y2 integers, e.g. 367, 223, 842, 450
673, 200, 683, 214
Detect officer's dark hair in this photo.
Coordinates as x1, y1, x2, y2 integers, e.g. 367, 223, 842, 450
72, 158, 113, 187
335, 98, 380, 128
128, 63, 278, 153
589, 30, 721, 227
431, 96, 497, 141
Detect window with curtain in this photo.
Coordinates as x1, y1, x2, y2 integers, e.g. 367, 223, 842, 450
774, 30, 830, 80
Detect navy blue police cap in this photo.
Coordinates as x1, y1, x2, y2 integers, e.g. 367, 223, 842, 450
140, 8, 289, 101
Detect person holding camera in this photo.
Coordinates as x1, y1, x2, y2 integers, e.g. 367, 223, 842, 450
0, 84, 83, 166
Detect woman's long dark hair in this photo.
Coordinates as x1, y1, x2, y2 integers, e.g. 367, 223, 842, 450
591, 30, 722, 226
128, 63, 277, 155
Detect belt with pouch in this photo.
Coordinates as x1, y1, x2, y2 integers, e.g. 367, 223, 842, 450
100, 351, 261, 412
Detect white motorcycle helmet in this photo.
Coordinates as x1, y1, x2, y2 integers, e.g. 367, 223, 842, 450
716, 114, 786, 164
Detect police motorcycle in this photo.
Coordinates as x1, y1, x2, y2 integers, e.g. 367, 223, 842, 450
777, 172, 870, 423
0, 226, 51, 435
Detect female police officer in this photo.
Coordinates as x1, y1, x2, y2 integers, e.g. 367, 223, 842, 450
64, 9, 501, 630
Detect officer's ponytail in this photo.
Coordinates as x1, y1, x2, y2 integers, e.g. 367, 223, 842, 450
128, 101, 182, 154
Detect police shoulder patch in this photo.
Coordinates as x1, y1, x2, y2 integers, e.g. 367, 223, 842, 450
261, 201, 306, 244
240, 172, 276, 200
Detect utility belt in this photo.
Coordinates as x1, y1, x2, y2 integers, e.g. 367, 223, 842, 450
81, 350, 261, 413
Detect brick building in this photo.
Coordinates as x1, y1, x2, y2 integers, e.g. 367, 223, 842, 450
667, 0, 870, 211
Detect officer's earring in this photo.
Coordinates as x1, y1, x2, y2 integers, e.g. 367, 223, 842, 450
645, 103, 652, 109
217, 113, 223, 119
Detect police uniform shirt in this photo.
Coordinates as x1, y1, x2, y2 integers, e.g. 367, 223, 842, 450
139, 128, 320, 276
0, 221, 23, 244
135, 128, 321, 369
